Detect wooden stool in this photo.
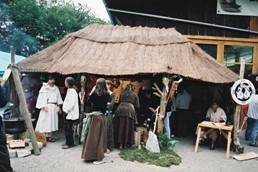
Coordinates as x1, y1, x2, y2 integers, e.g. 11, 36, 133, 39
135, 126, 148, 149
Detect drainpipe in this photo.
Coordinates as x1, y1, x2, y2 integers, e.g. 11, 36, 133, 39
106, 8, 258, 35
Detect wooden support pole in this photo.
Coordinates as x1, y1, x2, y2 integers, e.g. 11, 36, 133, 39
156, 87, 167, 134
233, 106, 241, 146
233, 60, 245, 146
155, 76, 182, 135
9, 74, 16, 116
9, 47, 17, 116
10, 47, 40, 155
156, 77, 169, 135
79, 75, 86, 116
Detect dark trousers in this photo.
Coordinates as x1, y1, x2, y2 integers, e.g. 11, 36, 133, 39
64, 116, 75, 146
0, 124, 13, 172
107, 113, 114, 150
245, 117, 254, 141
174, 108, 189, 137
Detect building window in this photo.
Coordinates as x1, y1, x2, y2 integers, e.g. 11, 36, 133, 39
186, 35, 258, 74
197, 44, 217, 59
224, 45, 253, 75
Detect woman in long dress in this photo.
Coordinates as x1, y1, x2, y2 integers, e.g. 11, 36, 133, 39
81, 78, 110, 164
113, 84, 140, 148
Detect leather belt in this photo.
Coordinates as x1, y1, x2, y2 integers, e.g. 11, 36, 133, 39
47, 102, 57, 105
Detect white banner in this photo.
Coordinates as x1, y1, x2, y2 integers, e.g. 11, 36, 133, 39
217, 0, 258, 16
231, 79, 256, 105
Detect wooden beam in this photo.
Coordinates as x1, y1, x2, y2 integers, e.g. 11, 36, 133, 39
217, 42, 224, 64
233, 60, 245, 147
9, 74, 16, 116
11, 66, 40, 155
186, 35, 258, 43
9, 47, 40, 155
156, 84, 167, 135
253, 45, 258, 73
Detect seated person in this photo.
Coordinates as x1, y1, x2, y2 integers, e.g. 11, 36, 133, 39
205, 101, 227, 150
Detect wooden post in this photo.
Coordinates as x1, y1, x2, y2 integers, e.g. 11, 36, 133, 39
9, 74, 16, 116
154, 76, 182, 135
9, 47, 17, 116
10, 47, 40, 155
79, 75, 86, 116
153, 77, 169, 135
157, 86, 167, 134
233, 60, 245, 146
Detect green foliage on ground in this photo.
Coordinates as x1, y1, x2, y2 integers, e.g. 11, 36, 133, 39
159, 133, 179, 151
119, 147, 181, 167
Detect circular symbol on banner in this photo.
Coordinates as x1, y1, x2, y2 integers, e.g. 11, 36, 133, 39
231, 79, 256, 105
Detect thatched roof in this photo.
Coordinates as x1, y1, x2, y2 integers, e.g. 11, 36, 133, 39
18, 24, 238, 83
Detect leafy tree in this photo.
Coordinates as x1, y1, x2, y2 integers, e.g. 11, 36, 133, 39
0, 0, 107, 57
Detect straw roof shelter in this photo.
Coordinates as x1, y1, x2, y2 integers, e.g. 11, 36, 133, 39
18, 24, 238, 83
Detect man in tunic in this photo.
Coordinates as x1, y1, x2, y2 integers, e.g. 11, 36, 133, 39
35, 76, 63, 142
206, 101, 227, 150
246, 94, 258, 147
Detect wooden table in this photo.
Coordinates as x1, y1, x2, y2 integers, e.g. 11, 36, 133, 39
194, 121, 233, 159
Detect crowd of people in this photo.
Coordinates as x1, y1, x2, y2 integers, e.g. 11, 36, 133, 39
1, 75, 258, 170
33, 77, 194, 164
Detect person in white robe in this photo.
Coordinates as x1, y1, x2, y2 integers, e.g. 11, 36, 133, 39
35, 76, 63, 142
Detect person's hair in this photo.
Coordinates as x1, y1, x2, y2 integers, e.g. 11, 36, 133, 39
65, 77, 75, 88
95, 78, 107, 96
212, 100, 219, 106
123, 84, 134, 97
48, 76, 55, 81
125, 84, 134, 92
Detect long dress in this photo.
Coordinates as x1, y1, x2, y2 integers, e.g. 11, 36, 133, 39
81, 92, 110, 161
35, 83, 63, 133
113, 90, 140, 148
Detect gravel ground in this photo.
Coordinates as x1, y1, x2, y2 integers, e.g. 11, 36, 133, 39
9, 129, 258, 172
1, 107, 257, 172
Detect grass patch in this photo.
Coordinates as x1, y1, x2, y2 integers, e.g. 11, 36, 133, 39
119, 147, 181, 167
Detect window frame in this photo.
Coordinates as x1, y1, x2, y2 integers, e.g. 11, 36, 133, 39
185, 35, 258, 74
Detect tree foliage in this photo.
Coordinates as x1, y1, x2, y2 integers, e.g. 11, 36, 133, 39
0, 0, 107, 57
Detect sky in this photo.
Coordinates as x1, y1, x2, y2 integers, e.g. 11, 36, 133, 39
71, 0, 110, 21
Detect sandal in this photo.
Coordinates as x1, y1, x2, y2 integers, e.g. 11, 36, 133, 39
106, 149, 111, 154
210, 144, 216, 150
62, 144, 76, 149
47, 138, 56, 142
93, 158, 106, 165
62, 145, 70, 149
